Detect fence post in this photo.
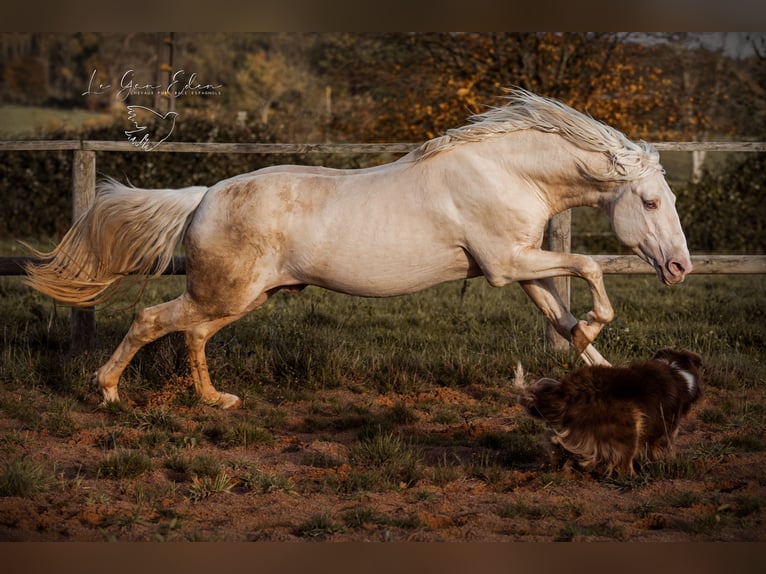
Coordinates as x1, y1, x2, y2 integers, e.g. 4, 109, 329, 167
70, 148, 96, 353
545, 210, 571, 353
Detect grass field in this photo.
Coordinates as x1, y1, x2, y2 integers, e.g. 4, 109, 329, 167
0, 102, 762, 541
0, 105, 115, 139
1, 266, 764, 541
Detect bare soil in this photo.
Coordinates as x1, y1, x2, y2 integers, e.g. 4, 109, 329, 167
1, 379, 764, 542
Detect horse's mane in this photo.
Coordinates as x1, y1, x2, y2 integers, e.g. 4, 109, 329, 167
413, 89, 661, 182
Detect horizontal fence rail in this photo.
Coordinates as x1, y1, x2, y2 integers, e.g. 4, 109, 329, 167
1, 139, 764, 352
2, 140, 766, 154
4, 255, 765, 277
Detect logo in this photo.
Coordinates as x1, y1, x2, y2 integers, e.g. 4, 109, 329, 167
124, 106, 179, 152
83, 69, 223, 151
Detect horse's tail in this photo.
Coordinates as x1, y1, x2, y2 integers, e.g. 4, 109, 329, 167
24, 178, 208, 308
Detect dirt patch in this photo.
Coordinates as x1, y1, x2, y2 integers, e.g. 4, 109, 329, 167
1, 383, 764, 542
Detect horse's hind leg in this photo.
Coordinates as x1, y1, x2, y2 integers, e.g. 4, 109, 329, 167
184, 289, 276, 408
95, 295, 199, 404
185, 314, 246, 408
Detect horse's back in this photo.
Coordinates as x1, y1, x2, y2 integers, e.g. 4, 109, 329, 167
186, 161, 478, 297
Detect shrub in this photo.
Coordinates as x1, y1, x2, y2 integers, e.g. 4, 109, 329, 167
0, 112, 379, 239
675, 154, 766, 254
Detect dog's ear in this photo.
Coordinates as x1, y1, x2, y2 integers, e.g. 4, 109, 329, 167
652, 348, 671, 363
652, 348, 703, 370
672, 349, 704, 371
684, 350, 703, 369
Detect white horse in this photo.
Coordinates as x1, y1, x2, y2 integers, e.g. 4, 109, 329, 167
25, 89, 692, 409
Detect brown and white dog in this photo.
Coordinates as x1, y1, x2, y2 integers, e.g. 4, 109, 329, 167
516, 349, 703, 476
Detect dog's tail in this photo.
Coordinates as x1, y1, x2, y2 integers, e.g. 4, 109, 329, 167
513, 361, 539, 415
512, 361, 526, 393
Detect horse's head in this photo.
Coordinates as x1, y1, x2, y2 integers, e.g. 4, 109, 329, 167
608, 171, 692, 285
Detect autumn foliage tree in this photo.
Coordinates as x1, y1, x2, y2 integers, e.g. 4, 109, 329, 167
2, 32, 763, 146
310, 33, 675, 143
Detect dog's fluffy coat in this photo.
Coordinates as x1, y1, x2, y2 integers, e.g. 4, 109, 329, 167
517, 349, 702, 476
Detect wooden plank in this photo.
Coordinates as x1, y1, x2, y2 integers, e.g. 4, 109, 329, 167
545, 212, 572, 353
3, 254, 765, 277
0, 256, 186, 276
0, 140, 82, 151
591, 254, 766, 274
82, 141, 419, 154
0, 140, 763, 154
653, 141, 766, 152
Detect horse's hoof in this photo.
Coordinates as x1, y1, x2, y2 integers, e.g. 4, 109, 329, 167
214, 392, 242, 409
570, 321, 592, 355
100, 387, 120, 405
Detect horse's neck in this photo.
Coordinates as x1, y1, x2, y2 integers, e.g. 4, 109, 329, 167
495, 132, 611, 214
545, 178, 612, 215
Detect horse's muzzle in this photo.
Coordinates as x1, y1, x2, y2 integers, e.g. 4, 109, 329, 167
662, 257, 692, 285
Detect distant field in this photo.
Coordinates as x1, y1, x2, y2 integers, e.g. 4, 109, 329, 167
0, 105, 114, 138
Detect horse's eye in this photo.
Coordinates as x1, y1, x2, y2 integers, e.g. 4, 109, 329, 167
643, 199, 659, 210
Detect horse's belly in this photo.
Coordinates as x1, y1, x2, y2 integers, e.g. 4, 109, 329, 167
292, 245, 478, 297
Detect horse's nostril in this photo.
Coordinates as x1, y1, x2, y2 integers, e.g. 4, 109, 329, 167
668, 260, 685, 276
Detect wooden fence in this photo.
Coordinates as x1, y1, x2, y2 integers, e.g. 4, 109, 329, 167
2, 139, 765, 352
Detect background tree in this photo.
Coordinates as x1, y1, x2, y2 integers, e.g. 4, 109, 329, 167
309, 33, 674, 143
1, 32, 764, 145
645, 33, 766, 181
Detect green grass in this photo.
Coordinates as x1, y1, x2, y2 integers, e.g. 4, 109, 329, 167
43, 397, 80, 437
0, 268, 764, 540
0, 105, 113, 138
202, 419, 275, 448
96, 450, 152, 479
187, 470, 237, 502
242, 470, 296, 494
293, 513, 344, 539
1, 274, 764, 440
131, 406, 182, 433
347, 431, 422, 490
164, 453, 222, 480
0, 459, 54, 497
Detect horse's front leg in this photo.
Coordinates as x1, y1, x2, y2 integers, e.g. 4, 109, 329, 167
508, 250, 614, 356
519, 278, 610, 366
